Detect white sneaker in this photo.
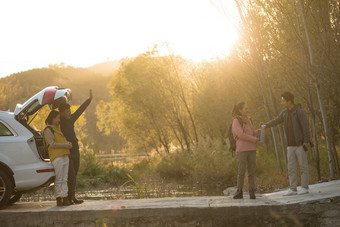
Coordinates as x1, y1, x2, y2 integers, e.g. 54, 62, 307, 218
283, 189, 297, 196
299, 188, 309, 195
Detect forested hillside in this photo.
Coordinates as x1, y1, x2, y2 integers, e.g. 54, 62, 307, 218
0, 61, 120, 110
0, 61, 123, 152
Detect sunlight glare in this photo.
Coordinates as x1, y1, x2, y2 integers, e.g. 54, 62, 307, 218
0, 0, 239, 77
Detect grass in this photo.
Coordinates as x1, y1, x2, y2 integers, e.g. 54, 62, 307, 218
77, 149, 130, 188
21, 143, 338, 202
77, 142, 340, 198
126, 173, 147, 198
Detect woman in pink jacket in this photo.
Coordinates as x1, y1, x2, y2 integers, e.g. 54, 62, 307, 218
232, 102, 260, 199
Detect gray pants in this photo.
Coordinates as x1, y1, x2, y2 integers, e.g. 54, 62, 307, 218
236, 151, 256, 190
287, 146, 309, 191
52, 155, 69, 198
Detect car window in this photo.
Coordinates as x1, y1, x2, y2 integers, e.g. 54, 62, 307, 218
0, 122, 13, 136
28, 105, 51, 131
27, 100, 41, 115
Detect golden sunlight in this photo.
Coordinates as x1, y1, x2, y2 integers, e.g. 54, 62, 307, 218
0, 0, 239, 77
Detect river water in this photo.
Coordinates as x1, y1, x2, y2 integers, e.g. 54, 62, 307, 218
21, 183, 224, 202
20, 154, 225, 202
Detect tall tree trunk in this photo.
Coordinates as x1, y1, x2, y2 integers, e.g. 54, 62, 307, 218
169, 53, 199, 146
255, 63, 282, 172
235, 0, 282, 171
308, 88, 321, 180
291, 0, 321, 180
266, 72, 287, 170
298, 0, 335, 179
182, 97, 199, 146
171, 126, 185, 152
332, 135, 340, 174
176, 117, 191, 152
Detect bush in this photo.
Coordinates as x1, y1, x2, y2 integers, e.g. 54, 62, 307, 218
78, 149, 129, 188
156, 152, 194, 179
103, 165, 130, 186
153, 140, 238, 190
76, 141, 339, 194
80, 150, 104, 177
190, 147, 238, 187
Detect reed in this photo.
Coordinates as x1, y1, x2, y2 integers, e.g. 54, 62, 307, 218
127, 173, 147, 199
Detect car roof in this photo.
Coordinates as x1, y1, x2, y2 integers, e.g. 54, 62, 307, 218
0, 111, 14, 117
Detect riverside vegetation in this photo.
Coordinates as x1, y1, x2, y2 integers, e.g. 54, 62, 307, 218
20, 143, 337, 201
75, 142, 336, 199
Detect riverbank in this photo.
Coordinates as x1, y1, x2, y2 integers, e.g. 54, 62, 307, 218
75, 146, 336, 199
18, 146, 336, 203
19, 181, 221, 202
1, 180, 340, 226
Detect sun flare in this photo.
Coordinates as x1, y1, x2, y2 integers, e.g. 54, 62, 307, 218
0, 0, 239, 77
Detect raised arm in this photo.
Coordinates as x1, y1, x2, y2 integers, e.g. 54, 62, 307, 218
71, 90, 92, 122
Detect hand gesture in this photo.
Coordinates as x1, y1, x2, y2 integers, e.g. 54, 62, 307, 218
303, 142, 310, 148
66, 141, 73, 149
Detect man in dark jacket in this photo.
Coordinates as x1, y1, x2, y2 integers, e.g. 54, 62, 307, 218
263, 91, 311, 196
59, 89, 92, 204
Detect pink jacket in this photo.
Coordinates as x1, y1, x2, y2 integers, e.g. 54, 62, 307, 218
232, 116, 259, 152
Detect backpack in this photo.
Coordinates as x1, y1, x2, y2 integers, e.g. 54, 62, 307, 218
42, 126, 54, 159
227, 117, 243, 152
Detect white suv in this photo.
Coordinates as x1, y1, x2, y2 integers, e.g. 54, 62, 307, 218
0, 86, 71, 208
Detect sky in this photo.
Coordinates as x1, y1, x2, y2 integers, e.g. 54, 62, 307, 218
0, 0, 239, 78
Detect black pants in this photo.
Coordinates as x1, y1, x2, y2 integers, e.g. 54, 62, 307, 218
68, 150, 80, 195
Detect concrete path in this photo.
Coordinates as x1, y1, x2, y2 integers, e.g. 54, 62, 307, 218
262, 180, 340, 205
1, 180, 340, 226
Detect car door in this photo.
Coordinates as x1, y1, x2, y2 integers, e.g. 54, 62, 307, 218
14, 86, 72, 122
0, 116, 54, 191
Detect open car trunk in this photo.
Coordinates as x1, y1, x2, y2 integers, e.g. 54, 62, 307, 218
14, 86, 71, 121
14, 86, 72, 160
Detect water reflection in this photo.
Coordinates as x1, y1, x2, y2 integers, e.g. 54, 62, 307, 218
20, 183, 224, 202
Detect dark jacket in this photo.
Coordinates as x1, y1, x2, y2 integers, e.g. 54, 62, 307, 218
264, 105, 310, 146
60, 98, 91, 151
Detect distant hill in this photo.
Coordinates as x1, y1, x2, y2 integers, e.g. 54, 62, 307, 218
0, 62, 121, 111
88, 60, 121, 76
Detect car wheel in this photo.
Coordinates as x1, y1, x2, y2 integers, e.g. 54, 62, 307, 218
7, 192, 23, 205
0, 169, 14, 209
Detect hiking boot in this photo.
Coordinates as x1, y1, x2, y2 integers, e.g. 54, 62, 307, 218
73, 196, 84, 204
249, 189, 256, 199
62, 197, 72, 206
72, 192, 84, 204
283, 189, 297, 196
56, 197, 63, 206
233, 189, 243, 199
68, 194, 75, 205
